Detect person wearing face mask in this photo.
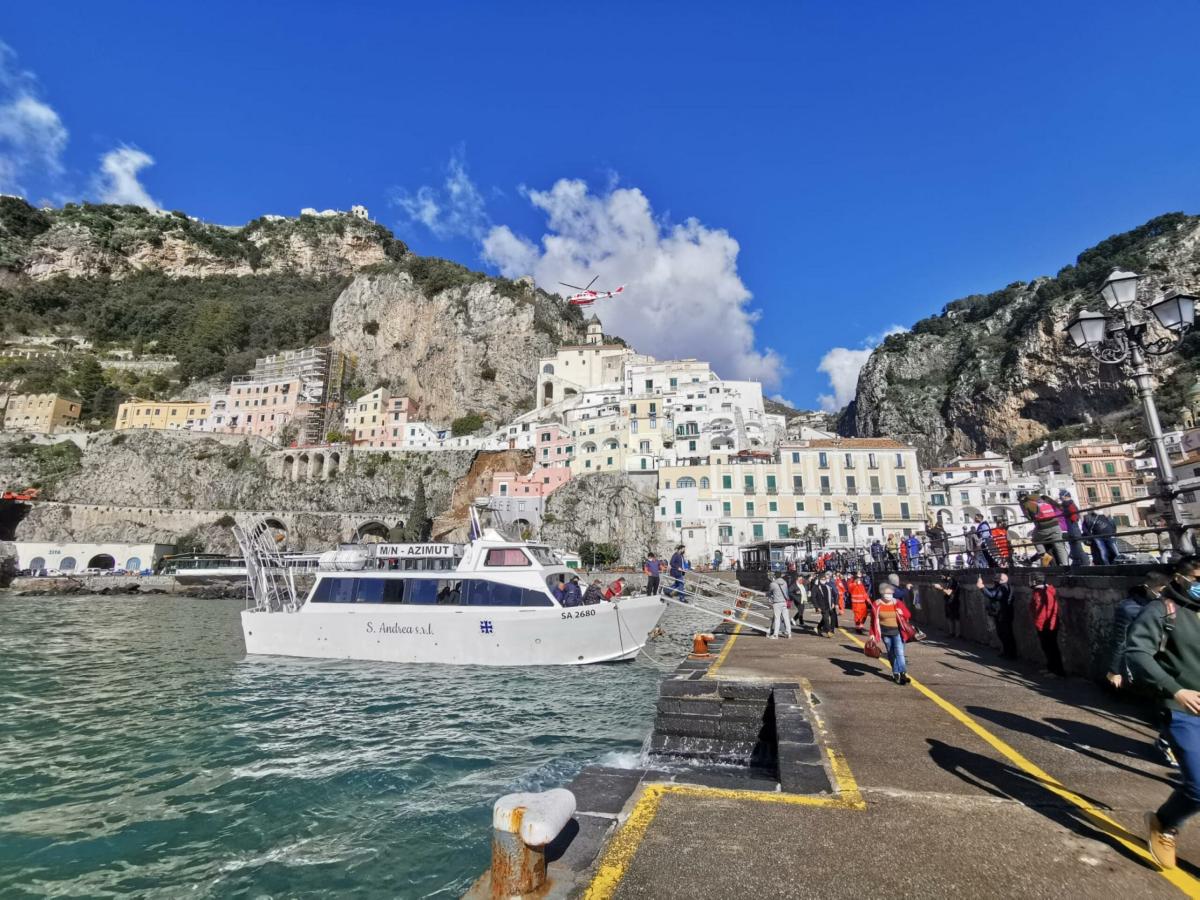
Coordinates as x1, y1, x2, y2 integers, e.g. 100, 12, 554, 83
1128, 559, 1200, 870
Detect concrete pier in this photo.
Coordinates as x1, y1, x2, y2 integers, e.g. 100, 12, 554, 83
537, 608, 1200, 899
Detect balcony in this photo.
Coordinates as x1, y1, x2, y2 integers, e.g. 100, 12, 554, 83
743, 487, 756, 495
820, 488, 832, 496
766, 487, 778, 495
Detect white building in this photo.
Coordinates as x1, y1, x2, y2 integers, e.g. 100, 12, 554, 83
14, 541, 174, 574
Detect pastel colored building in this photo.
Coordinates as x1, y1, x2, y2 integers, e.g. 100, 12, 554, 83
1, 393, 81, 434
344, 389, 418, 448
115, 399, 209, 431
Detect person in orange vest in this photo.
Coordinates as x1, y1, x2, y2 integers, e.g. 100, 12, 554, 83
991, 516, 1012, 566
834, 574, 848, 615
849, 574, 871, 634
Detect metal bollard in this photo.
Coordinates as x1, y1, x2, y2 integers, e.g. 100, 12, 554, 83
690, 632, 715, 658
490, 788, 575, 897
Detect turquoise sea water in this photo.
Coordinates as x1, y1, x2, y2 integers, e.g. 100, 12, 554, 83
0, 594, 691, 898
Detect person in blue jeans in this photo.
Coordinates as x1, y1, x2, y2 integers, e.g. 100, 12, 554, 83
1127, 558, 1200, 869
871, 582, 912, 686
1082, 511, 1119, 565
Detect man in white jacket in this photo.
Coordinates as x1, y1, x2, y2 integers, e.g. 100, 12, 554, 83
768, 572, 791, 639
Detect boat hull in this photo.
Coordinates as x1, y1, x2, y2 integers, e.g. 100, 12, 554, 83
240, 594, 666, 666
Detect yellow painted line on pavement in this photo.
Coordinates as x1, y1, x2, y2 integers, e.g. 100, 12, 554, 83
838, 627, 1200, 897
800, 676, 864, 807
583, 781, 864, 900
583, 677, 866, 899
703, 621, 742, 678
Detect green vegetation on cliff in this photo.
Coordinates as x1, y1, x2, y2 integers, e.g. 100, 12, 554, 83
0, 272, 351, 381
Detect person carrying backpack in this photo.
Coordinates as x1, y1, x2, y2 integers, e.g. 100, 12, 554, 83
1128, 558, 1200, 870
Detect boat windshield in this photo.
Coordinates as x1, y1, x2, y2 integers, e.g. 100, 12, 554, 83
525, 546, 559, 566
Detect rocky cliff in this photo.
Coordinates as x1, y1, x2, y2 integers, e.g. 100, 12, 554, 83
540, 473, 663, 565
0, 430, 479, 551
0, 198, 406, 280
849, 213, 1200, 464
330, 267, 586, 426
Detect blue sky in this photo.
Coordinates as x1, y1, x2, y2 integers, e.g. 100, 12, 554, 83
3, 2, 1199, 410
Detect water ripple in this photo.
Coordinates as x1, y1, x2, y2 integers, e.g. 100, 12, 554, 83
0, 594, 703, 897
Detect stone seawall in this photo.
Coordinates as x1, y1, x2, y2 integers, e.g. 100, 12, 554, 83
900, 566, 1160, 679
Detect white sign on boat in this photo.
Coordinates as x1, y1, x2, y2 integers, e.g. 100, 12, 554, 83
370, 543, 459, 558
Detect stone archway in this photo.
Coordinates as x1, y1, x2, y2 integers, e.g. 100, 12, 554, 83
357, 520, 390, 542
87, 553, 116, 570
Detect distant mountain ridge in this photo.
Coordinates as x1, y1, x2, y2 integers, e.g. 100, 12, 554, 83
845, 212, 1200, 464
0, 198, 406, 280
0, 198, 586, 425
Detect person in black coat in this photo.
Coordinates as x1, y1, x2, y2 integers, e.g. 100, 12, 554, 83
979, 572, 1016, 659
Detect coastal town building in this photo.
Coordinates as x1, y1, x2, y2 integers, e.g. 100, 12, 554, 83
344, 389, 418, 448
0, 393, 81, 434
13, 541, 174, 574
537, 316, 650, 408
655, 437, 925, 565
115, 399, 209, 431
226, 347, 355, 445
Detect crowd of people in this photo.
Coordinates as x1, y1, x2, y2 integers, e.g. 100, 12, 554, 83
782, 491, 1149, 578
753, 549, 1200, 873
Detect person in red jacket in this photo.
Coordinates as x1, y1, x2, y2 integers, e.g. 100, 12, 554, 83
849, 575, 871, 634
1030, 578, 1065, 676
870, 582, 914, 685
603, 577, 625, 600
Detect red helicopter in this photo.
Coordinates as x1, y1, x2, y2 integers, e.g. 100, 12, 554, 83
559, 276, 626, 307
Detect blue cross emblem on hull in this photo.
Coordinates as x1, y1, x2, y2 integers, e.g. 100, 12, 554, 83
480, 620, 493, 634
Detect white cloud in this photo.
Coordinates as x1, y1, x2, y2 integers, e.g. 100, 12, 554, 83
816, 325, 907, 412
394, 148, 487, 239
769, 393, 797, 408
482, 178, 785, 388
0, 42, 68, 194
94, 146, 160, 209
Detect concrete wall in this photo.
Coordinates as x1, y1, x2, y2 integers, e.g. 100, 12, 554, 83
902, 566, 1160, 680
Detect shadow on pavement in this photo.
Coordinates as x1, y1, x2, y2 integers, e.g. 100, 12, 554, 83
927, 738, 1197, 876
828, 656, 893, 681
963, 706, 1174, 787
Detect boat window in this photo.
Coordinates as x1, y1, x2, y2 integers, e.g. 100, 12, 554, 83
485, 548, 530, 567
525, 546, 559, 566
461, 580, 553, 606
310, 578, 356, 603
404, 579, 463, 604
354, 578, 405, 603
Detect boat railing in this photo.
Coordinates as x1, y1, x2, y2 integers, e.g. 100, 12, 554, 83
232, 519, 301, 612
652, 570, 772, 634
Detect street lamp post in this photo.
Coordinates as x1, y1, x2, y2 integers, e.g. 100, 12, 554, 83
1065, 268, 1197, 554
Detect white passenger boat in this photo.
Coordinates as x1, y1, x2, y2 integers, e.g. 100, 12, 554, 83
234, 523, 666, 666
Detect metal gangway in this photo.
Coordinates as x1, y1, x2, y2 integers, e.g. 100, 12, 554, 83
656, 569, 774, 635
232, 518, 300, 612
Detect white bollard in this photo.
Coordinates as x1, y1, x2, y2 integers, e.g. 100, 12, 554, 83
489, 788, 576, 897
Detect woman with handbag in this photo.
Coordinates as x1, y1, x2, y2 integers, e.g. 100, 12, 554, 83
869, 581, 914, 685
